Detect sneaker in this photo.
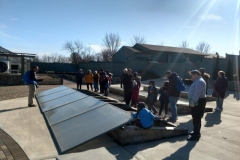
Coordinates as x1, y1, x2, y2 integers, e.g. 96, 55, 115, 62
189, 131, 201, 137
167, 118, 176, 123
28, 104, 37, 107
187, 135, 200, 141
163, 114, 167, 119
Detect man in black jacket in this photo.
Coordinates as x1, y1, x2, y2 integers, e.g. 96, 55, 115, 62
165, 70, 180, 123
122, 69, 134, 105
75, 69, 84, 90
28, 66, 43, 107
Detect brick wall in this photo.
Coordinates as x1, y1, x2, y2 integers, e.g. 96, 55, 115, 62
0, 74, 22, 85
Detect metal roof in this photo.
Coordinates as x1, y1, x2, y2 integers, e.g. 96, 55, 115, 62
0, 46, 14, 54
133, 44, 206, 56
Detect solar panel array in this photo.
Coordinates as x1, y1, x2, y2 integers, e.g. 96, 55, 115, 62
36, 86, 134, 154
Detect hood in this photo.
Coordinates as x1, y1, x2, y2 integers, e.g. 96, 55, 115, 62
203, 73, 210, 79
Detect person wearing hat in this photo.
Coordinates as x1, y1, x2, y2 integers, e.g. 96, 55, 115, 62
199, 68, 210, 95
132, 102, 155, 129
75, 69, 84, 90
187, 70, 206, 141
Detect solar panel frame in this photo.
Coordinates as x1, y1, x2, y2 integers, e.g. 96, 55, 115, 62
36, 86, 135, 154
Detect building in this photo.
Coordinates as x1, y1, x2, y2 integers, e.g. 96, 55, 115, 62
114, 43, 207, 63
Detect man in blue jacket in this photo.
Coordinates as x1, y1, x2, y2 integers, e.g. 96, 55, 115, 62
28, 66, 43, 107
132, 102, 155, 129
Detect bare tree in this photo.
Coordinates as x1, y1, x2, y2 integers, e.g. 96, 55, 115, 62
102, 33, 121, 61
179, 40, 189, 48
32, 56, 40, 62
196, 41, 211, 54
82, 47, 96, 62
63, 40, 84, 64
95, 53, 103, 62
131, 34, 147, 45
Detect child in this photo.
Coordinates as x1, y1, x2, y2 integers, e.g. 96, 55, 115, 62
131, 80, 139, 108
103, 74, 110, 96
158, 81, 169, 119
132, 102, 155, 129
147, 81, 158, 114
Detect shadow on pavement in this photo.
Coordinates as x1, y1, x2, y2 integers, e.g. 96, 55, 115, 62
0, 106, 29, 113
162, 141, 198, 160
204, 111, 222, 127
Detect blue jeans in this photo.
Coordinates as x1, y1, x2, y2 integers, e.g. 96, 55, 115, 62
169, 96, 179, 120
94, 82, 99, 91
216, 97, 224, 109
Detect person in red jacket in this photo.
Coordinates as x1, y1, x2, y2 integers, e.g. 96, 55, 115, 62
131, 80, 139, 108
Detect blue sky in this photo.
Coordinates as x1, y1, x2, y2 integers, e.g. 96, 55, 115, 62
0, 0, 239, 57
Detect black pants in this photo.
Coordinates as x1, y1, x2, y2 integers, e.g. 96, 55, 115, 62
77, 80, 82, 90
159, 101, 168, 115
100, 82, 104, 93
191, 98, 206, 136
86, 83, 93, 91
104, 88, 109, 96
125, 92, 131, 105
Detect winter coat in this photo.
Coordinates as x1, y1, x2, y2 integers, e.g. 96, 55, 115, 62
75, 72, 84, 81
212, 77, 228, 98
120, 72, 126, 87
147, 86, 158, 103
202, 73, 210, 86
103, 76, 110, 88
158, 87, 169, 103
131, 85, 139, 101
93, 74, 99, 83
166, 73, 181, 97
122, 74, 134, 94
132, 108, 155, 128
84, 73, 94, 83
99, 72, 106, 83
134, 75, 141, 88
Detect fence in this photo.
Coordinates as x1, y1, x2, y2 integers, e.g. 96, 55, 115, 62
30, 60, 230, 79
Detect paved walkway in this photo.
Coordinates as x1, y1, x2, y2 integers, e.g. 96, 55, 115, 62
0, 129, 29, 160
0, 80, 240, 159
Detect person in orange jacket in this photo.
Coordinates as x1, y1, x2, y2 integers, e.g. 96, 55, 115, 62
84, 70, 94, 91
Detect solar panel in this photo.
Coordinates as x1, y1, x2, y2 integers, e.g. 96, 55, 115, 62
39, 92, 88, 112
36, 85, 69, 97
35, 86, 134, 154
37, 88, 76, 104
45, 97, 106, 125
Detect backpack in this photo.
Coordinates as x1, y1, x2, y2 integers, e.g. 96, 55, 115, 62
22, 70, 36, 85
176, 76, 186, 91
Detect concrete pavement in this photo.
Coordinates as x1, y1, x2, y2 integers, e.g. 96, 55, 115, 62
0, 80, 240, 160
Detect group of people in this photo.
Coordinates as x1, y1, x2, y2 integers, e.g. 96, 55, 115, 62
25, 65, 229, 142
75, 69, 113, 96
130, 68, 229, 141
